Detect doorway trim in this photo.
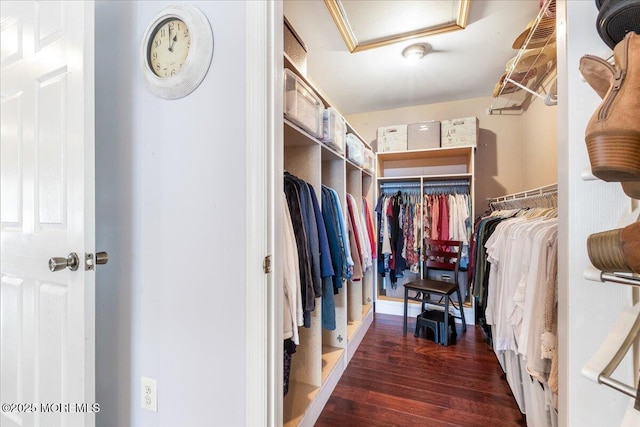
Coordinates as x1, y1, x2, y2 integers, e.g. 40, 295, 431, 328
245, 0, 283, 424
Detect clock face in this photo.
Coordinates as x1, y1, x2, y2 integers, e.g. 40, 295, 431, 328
148, 18, 191, 78
140, 4, 213, 99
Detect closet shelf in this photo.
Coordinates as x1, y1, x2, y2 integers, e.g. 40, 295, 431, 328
377, 147, 474, 180
346, 321, 362, 341
584, 267, 640, 288
284, 54, 371, 150
377, 146, 473, 162
320, 346, 344, 383
378, 176, 423, 183
285, 118, 373, 175
488, 0, 557, 115
283, 44, 375, 426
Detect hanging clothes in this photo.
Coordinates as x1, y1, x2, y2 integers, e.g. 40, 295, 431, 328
376, 185, 471, 287
471, 204, 559, 426
345, 196, 363, 281
284, 173, 347, 331
376, 191, 418, 287
346, 193, 366, 278
322, 185, 353, 280
285, 173, 322, 300
283, 174, 315, 327
308, 186, 336, 331
282, 192, 302, 398
321, 186, 346, 292
283, 193, 302, 345
423, 191, 471, 266
326, 186, 354, 279
362, 197, 377, 261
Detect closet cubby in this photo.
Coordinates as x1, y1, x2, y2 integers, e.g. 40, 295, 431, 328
374, 145, 475, 323
377, 146, 474, 178
283, 53, 374, 426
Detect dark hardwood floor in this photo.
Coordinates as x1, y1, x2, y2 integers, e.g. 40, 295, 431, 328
315, 313, 526, 427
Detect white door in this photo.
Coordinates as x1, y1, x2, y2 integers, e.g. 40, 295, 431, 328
1, 1, 95, 426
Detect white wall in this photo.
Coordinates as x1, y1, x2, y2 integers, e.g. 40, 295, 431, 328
558, 1, 636, 426
95, 1, 248, 425
521, 94, 558, 189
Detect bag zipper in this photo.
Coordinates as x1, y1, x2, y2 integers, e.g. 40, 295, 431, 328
599, 36, 630, 121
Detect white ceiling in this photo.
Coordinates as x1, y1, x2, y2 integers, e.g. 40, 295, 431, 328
284, 0, 543, 115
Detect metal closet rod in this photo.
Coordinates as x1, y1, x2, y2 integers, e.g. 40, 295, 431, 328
380, 180, 470, 189
584, 267, 640, 288
599, 375, 638, 399
423, 180, 469, 188
379, 182, 421, 189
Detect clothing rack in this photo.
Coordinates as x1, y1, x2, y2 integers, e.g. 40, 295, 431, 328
379, 182, 421, 189
488, 183, 558, 210
423, 180, 470, 188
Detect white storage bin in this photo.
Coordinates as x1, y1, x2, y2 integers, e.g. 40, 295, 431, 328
346, 133, 364, 166
322, 107, 346, 154
441, 116, 479, 148
284, 69, 323, 138
363, 148, 375, 173
377, 125, 408, 152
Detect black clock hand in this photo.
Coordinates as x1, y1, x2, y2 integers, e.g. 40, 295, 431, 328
168, 25, 174, 52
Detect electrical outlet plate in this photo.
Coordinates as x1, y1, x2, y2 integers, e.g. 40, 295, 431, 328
141, 376, 158, 412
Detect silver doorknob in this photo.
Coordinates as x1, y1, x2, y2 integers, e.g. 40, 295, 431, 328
49, 252, 79, 272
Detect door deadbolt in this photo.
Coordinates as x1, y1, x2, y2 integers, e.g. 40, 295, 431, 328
85, 252, 109, 271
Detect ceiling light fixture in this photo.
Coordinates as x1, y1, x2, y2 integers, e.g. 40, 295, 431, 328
402, 44, 427, 63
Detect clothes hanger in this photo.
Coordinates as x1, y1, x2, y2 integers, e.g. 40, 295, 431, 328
582, 301, 640, 399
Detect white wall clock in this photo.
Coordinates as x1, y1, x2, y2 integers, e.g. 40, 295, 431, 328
140, 3, 213, 99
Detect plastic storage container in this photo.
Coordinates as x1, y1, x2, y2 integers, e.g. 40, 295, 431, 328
322, 107, 346, 154
363, 148, 375, 173
284, 69, 323, 138
346, 133, 364, 166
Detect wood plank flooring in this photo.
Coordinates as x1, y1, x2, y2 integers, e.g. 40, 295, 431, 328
315, 313, 526, 427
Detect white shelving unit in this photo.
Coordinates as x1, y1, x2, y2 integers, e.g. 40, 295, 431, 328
283, 54, 375, 427
374, 146, 476, 323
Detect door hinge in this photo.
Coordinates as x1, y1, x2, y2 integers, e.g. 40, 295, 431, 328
263, 255, 272, 274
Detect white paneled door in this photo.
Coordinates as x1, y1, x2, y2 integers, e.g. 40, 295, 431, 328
1, 1, 95, 426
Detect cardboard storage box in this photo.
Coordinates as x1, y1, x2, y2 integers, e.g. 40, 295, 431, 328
284, 17, 307, 74
377, 125, 408, 152
441, 116, 479, 148
284, 69, 323, 138
408, 121, 441, 150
